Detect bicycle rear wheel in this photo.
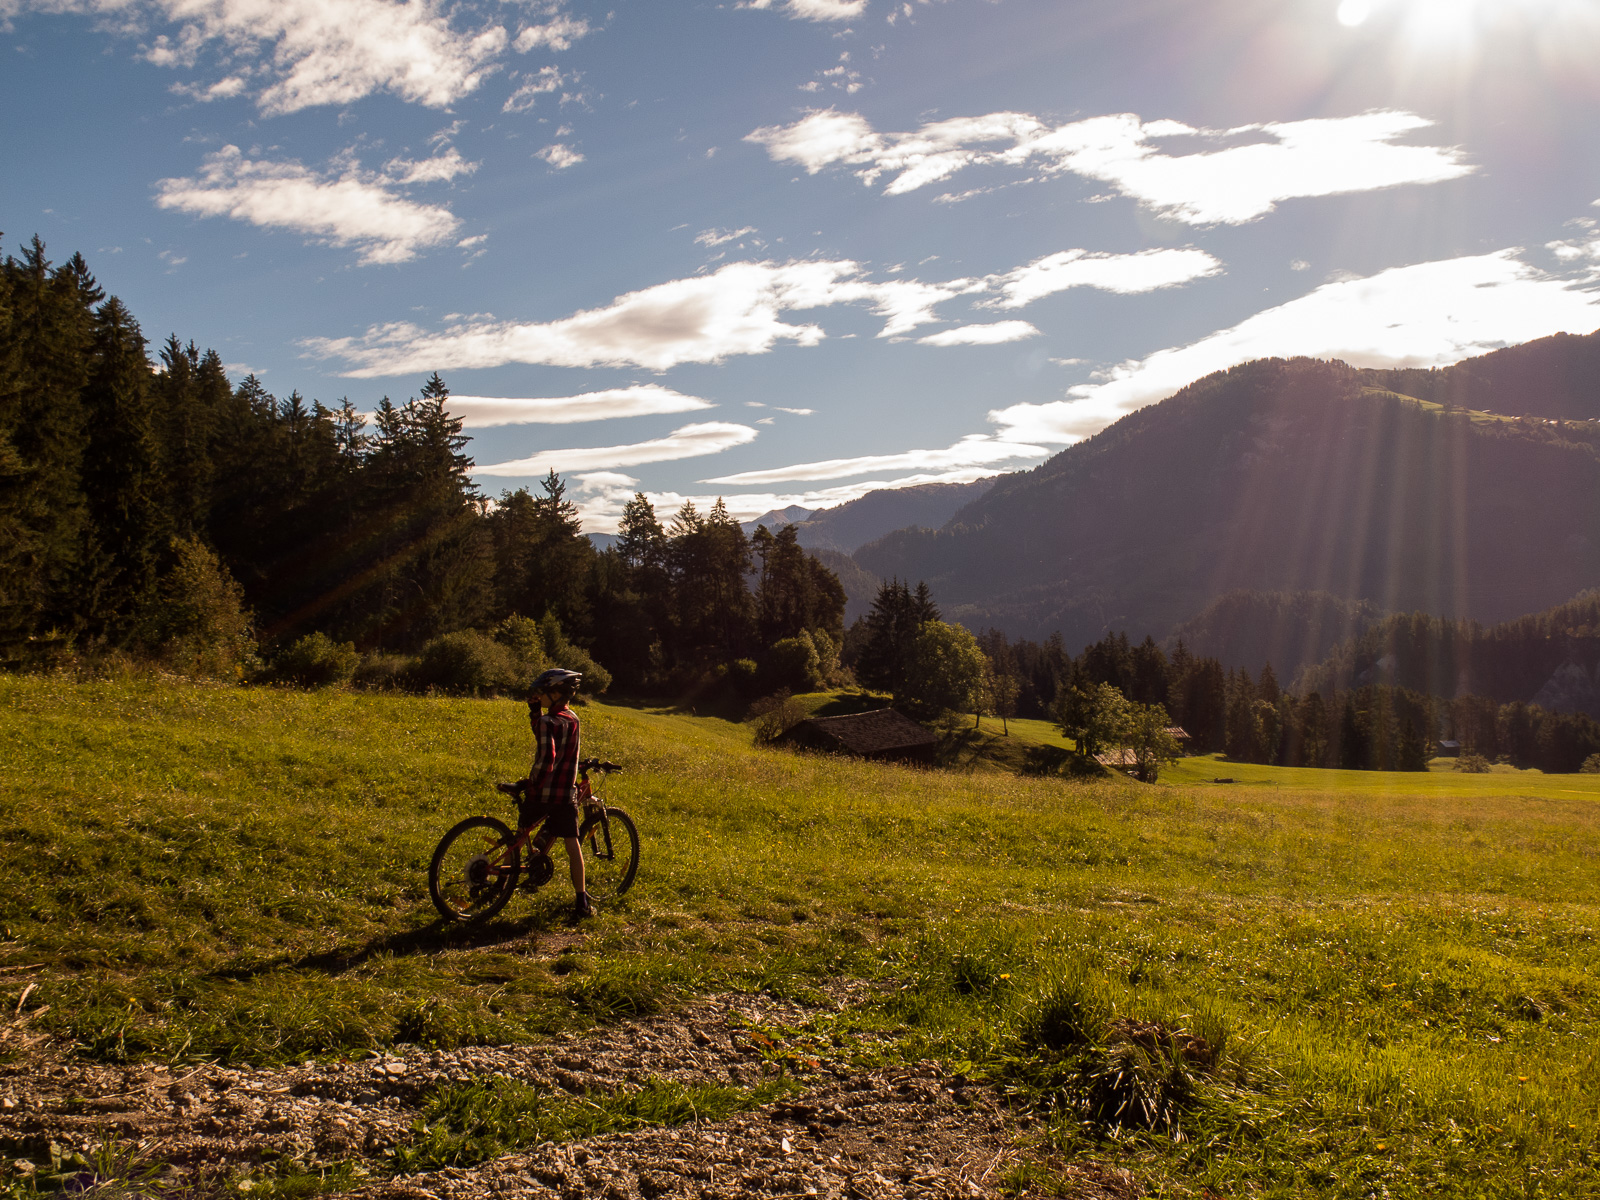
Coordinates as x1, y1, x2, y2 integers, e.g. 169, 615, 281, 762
578, 806, 638, 898
430, 815, 521, 923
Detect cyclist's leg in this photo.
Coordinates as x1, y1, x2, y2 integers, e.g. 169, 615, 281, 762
562, 837, 586, 894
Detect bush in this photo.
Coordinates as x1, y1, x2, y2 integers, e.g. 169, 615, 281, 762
495, 614, 612, 696
494, 616, 550, 688
352, 653, 415, 691
148, 537, 258, 679
1581, 753, 1600, 774
411, 630, 519, 696
271, 632, 359, 688
749, 690, 806, 744
760, 632, 824, 695
1455, 752, 1492, 773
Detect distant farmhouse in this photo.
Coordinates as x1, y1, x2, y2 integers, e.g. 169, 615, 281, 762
780, 709, 939, 764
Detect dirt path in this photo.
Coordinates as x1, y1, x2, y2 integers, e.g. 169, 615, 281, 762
0, 994, 1138, 1199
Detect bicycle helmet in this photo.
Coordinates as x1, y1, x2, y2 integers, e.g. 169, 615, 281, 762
531, 667, 583, 693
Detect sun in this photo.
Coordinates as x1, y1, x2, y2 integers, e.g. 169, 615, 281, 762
1336, 0, 1568, 38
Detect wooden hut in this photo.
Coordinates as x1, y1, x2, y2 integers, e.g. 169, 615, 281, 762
780, 708, 939, 764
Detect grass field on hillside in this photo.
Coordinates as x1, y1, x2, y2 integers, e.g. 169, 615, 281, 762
2, 674, 1598, 1197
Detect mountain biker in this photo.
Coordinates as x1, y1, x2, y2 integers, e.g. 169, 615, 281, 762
522, 667, 594, 920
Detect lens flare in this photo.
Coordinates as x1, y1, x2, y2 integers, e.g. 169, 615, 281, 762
1337, 0, 1373, 26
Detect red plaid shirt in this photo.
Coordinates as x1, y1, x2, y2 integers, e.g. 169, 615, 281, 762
529, 707, 581, 808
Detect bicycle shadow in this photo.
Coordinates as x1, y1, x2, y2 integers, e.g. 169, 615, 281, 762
206, 903, 582, 983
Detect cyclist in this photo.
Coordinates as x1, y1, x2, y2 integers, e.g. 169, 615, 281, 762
521, 667, 594, 919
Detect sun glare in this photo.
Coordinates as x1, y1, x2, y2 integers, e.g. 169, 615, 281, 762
1338, 0, 1583, 41
1337, 0, 1373, 27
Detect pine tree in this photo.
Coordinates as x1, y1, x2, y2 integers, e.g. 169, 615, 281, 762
155, 335, 213, 539
0, 237, 97, 647
79, 296, 168, 640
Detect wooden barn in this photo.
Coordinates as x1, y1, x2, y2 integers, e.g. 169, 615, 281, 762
780, 708, 939, 764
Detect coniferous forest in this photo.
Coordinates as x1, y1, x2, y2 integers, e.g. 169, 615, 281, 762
0, 236, 847, 696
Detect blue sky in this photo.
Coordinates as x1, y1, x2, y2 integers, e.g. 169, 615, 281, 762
6, 0, 1600, 530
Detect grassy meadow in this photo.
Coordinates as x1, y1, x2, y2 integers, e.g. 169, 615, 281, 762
2, 673, 1598, 1197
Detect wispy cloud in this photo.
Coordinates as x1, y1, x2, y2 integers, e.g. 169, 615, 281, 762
504, 66, 564, 113
984, 247, 1222, 308
474, 421, 759, 476
747, 108, 1473, 224
917, 321, 1039, 347
307, 243, 1225, 375
570, 466, 1008, 534
1548, 208, 1600, 279
94, 0, 508, 114
741, 0, 867, 21
382, 146, 478, 184
445, 385, 714, 428
700, 433, 1047, 485
989, 250, 1600, 444
695, 226, 759, 247
306, 259, 968, 375
513, 12, 589, 52
154, 144, 463, 265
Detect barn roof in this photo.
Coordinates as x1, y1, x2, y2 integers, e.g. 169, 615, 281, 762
795, 708, 938, 756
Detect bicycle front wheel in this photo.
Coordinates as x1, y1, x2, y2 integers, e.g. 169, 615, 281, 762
578, 806, 639, 898
430, 815, 521, 923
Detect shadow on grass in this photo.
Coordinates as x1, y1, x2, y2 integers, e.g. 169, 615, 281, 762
206, 904, 574, 983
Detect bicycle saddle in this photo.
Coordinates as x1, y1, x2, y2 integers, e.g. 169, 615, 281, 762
496, 780, 526, 800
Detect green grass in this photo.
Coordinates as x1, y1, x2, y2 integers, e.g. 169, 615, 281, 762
3, 673, 1599, 1196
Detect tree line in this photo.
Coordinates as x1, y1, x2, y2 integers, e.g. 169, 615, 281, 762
1029, 630, 1600, 776
0, 235, 846, 693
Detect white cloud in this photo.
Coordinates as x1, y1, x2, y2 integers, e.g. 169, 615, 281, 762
536, 142, 585, 168
1548, 211, 1600, 279
513, 13, 589, 51
383, 147, 477, 184
700, 432, 1047, 485
695, 226, 759, 247
503, 65, 563, 112
90, 0, 508, 114
474, 421, 758, 476
773, 406, 814, 415
445, 385, 714, 427
917, 320, 1040, 346
169, 73, 247, 102
741, 0, 867, 20
304, 243, 1217, 375
988, 250, 1600, 444
154, 144, 461, 265
747, 107, 1473, 224
570, 466, 1008, 534
307, 259, 974, 376
985, 247, 1222, 308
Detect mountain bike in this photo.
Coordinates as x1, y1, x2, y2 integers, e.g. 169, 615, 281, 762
428, 758, 639, 923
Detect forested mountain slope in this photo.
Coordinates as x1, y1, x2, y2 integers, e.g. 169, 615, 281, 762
854, 356, 1600, 646
1294, 590, 1600, 718
1165, 589, 1384, 681
1364, 328, 1600, 420
788, 479, 996, 554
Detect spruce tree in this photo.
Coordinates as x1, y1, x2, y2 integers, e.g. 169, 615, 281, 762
79, 296, 168, 641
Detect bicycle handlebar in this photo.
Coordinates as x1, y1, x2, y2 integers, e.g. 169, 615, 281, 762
580, 758, 623, 775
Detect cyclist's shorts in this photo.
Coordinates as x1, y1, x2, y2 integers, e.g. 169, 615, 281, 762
522, 800, 579, 840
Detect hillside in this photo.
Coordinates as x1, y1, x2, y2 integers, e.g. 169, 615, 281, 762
1364, 328, 1600, 421
1294, 589, 1600, 717
1165, 589, 1384, 680
808, 547, 883, 624
855, 355, 1600, 646
785, 479, 997, 554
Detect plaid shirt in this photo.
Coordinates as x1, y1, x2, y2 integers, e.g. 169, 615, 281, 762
529, 707, 581, 808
